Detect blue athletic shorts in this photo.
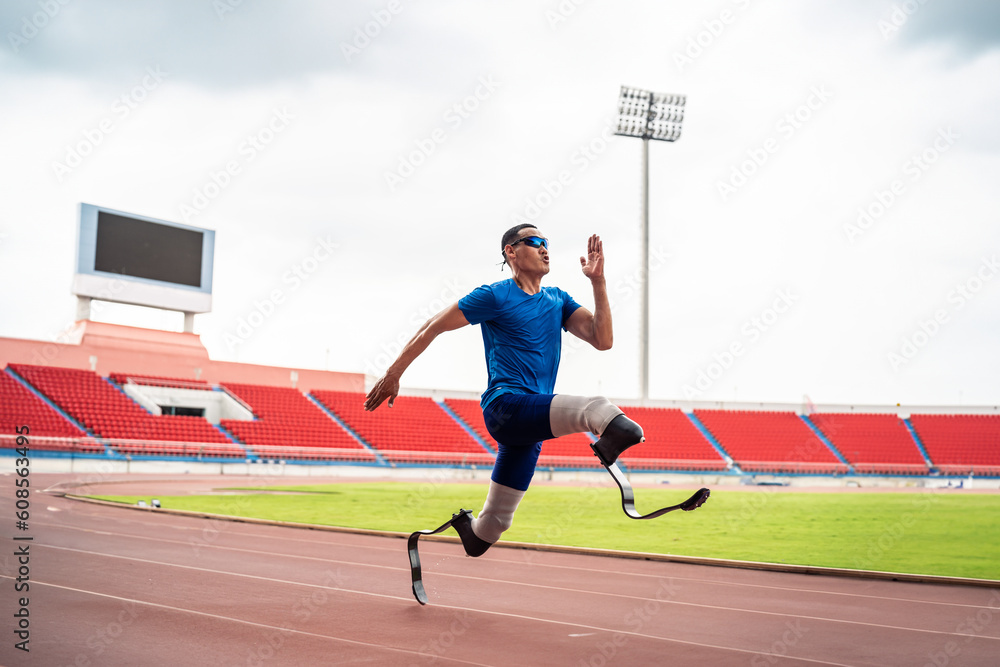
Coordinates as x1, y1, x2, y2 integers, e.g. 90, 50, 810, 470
483, 393, 556, 492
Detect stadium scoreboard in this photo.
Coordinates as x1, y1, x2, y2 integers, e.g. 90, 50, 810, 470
73, 203, 215, 316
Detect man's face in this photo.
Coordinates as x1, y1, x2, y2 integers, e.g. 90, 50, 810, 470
508, 228, 550, 274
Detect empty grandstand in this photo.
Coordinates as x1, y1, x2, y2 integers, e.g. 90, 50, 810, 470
0, 200, 993, 483
1, 341, 997, 482
445, 397, 602, 469
220, 383, 375, 462
313, 390, 495, 465
0, 367, 101, 453
909, 414, 1000, 476
808, 412, 929, 475
694, 409, 849, 474
9, 364, 243, 457
618, 406, 728, 471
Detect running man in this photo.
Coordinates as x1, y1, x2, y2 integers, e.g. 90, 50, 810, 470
364, 224, 650, 556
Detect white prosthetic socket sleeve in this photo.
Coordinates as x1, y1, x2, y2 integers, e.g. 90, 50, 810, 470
471, 481, 525, 544
549, 394, 623, 438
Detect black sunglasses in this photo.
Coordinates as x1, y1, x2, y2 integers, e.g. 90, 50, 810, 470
509, 236, 549, 249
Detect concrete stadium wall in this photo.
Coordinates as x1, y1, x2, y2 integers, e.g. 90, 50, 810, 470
0, 321, 363, 392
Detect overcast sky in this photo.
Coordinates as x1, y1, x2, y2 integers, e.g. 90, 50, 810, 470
1, 0, 998, 408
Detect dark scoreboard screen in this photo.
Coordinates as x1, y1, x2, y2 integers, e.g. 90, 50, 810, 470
94, 211, 204, 288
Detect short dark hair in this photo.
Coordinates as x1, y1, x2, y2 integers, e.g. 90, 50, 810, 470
500, 224, 537, 268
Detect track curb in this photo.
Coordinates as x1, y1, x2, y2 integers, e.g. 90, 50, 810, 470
64, 494, 999, 589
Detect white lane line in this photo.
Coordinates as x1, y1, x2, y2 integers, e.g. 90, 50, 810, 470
0, 571, 852, 667
40, 499, 995, 609
0, 576, 488, 666
34, 517, 996, 613
35, 542, 999, 643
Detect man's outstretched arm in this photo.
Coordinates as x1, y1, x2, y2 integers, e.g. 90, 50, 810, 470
364, 302, 470, 411
565, 234, 613, 351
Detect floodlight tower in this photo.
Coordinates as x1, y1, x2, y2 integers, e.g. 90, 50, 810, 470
614, 86, 686, 401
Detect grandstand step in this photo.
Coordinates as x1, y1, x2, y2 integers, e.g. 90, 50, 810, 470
683, 411, 737, 472
437, 400, 495, 454
306, 393, 386, 464
214, 423, 255, 460
3, 366, 103, 446
312, 391, 488, 460
799, 414, 854, 473
903, 417, 938, 471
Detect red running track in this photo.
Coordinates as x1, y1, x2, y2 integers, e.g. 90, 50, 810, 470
1, 474, 998, 666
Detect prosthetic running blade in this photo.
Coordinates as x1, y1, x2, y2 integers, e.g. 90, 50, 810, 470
600, 457, 710, 520
409, 461, 710, 605
407, 510, 471, 605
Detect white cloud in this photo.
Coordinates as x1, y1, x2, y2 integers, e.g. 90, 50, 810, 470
1, 1, 998, 407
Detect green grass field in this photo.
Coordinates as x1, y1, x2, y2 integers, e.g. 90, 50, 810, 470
91, 482, 1000, 580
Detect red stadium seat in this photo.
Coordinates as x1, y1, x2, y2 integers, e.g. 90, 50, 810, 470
695, 409, 848, 474
219, 383, 375, 462
9, 364, 244, 458
910, 414, 1000, 475
314, 391, 493, 465
809, 413, 928, 475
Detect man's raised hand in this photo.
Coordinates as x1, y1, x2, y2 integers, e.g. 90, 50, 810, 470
579, 234, 605, 282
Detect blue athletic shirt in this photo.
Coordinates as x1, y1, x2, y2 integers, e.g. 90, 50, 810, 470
458, 279, 582, 409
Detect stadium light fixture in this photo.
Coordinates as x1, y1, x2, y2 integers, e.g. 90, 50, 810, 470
614, 86, 686, 401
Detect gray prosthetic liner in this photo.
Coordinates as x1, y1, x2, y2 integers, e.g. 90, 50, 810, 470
549, 394, 624, 438
471, 482, 524, 543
